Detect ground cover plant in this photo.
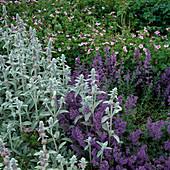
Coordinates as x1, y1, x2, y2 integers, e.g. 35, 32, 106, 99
0, 1, 170, 170
0, 0, 169, 71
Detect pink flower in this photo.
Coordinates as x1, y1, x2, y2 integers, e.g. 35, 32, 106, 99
78, 43, 83, 46
88, 25, 91, 27
27, 130, 31, 133
110, 26, 113, 28
50, 14, 54, 17
64, 11, 67, 15
58, 48, 61, 52
123, 46, 127, 52
38, 10, 41, 13
67, 46, 71, 50
102, 7, 105, 9
155, 45, 161, 49
164, 45, 169, 47
24, 129, 27, 132
88, 11, 92, 14
111, 42, 114, 45
66, 35, 69, 37
132, 34, 136, 38
96, 23, 101, 26
96, 47, 100, 50
100, 33, 104, 37
139, 44, 143, 49
166, 27, 169, 31
78, 164, 82, 168
143, 48, 147, 52
139, 35, 143, 39
155, 31, 160, 35
43, 8, 46, 11
87, 49, 91, 54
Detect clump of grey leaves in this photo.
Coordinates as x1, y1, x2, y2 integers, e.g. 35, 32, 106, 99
0, 6, 122, 169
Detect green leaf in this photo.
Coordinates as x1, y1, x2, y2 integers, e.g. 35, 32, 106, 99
59, 142, 66, 150
39, 112, 51, 117
48, 150, 57, 154
35, 166, 42, 169
74, 115, 83, 124
97, 150, 102, 158
84, 145, 88, 150
31, 120, 38, 131
61, 137, 73, 143
23, 121, 32, 126
113, 134, 123, 144
94, 100, 102, 109
54, 131, 60, 139
12, 148, 22, 155
101, 115, 109, 123
34, 152, 40, 156
56, 109, 69, 116
85, 112, 91, 122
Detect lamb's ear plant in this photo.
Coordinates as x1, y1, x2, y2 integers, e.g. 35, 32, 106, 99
96, 141, 112, 164
0, 138, 21, 170
73, 68, 105, 126
0, 6, 84, 168
102, 87, 123, 146
84, 136, 95, 164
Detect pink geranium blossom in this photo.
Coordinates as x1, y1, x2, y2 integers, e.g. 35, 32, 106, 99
123, 46, 127, 52
139, 44, 143, 49
155, 31, 160, 35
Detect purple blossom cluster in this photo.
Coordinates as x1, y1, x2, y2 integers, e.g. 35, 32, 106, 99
56, 47, 170, 169
156, 67, 170, 105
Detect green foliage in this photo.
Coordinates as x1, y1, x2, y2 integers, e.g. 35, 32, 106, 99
0, 0, 169, 72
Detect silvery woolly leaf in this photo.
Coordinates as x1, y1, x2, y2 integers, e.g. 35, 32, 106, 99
103, 101, 110, 104
112, 133, 123, 144
109, 87, 118, 100
94, 100, 103, 109
59, 141, 66, 150
54, 131, 60, 140
97, 150, 102, 158
113, 102, 122, 115
84, 145, 88, 151
22, 121, 32, 126
101, 115, 110, 123
56, 109, 69, 116
97, 91, 106, 94
35, 166, 42, 169
48, 150, 57, 154
102, 123, 109, 131
61, 137, 73, 143
84, 112, 91, 122
51, 99, 55, 107
74, 115, 83, 124
39, 112, 51, 117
